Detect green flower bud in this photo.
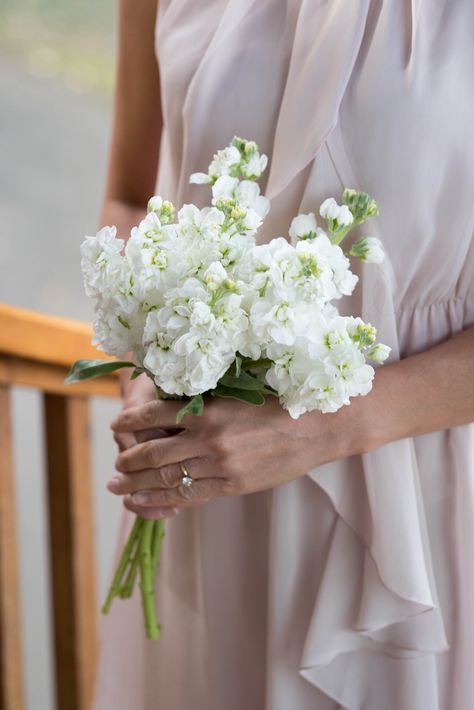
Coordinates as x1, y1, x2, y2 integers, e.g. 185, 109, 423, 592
342, 189, 379, 222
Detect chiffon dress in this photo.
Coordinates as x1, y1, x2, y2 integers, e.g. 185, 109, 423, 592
92, 1, 474, 708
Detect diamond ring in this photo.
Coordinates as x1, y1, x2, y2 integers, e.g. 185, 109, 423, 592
179, 461, 193, 487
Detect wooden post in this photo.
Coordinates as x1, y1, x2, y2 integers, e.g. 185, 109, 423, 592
43, 394, 97, 710
0, 385, 25, 710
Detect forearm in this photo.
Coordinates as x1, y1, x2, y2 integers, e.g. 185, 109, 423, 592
100, 0, 162, 232
357, 325, 474, 451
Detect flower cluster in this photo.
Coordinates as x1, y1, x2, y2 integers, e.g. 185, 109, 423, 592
80, 136, 390, 419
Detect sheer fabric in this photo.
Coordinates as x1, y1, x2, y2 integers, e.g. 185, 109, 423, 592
93, 2, 474, 708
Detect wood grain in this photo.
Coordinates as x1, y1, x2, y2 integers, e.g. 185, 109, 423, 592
0, 356, 120, 399
0, 385, 25, 710
43, 394, 98, 710
0, 303, 113, 368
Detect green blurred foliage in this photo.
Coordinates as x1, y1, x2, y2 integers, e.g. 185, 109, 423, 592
0, 0, 117, 97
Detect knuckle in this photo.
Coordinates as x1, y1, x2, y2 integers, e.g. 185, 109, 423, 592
142, 401, 159, 427
224, 471, 246, 495
115, 454, 126, 473
144, 441, 161, 467
156, 465, 177, 489
178, 482, 197, 502
211, 431, 231, 457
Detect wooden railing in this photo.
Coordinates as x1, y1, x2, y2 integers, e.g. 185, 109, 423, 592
0, 304, 120, 710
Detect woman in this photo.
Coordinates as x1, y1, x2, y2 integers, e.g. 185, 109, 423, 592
93, 1, 474, 708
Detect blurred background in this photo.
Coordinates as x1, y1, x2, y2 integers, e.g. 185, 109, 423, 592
0, 1, 125, 707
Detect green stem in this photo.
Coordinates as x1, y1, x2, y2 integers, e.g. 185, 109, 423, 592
139, 519, 160, 640
151, 518, 166, 573
330, 216, 364, 246
118, 534, 141, 599
102, 515, 144, 614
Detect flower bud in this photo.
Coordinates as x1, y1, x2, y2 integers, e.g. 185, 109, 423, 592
366, 343, 391, 363
189, 172, 211, 185
349, 237, 385, 264
147, 195, 163, 213
342, 189, 379, 221
147, 196, 175, 224
352, 323, 376, 346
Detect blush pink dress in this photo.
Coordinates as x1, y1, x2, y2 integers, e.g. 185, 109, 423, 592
92, 1, 474, 708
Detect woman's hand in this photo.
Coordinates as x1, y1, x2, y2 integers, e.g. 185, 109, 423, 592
107, 324, 474, 520
111, 373, 184, 519
107, 393, 366, 520
112, 371, 160, 451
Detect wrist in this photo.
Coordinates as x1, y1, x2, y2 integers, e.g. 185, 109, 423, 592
317, 367, 396, 461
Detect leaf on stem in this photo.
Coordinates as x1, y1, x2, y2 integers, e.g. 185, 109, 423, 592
175, 393, 205, 423
64, 359, 135, 384
218, 369, 265, 391
213, 385, 265, 405
130, 367, 146, 380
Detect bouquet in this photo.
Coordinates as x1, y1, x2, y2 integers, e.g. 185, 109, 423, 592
66, 137, 390, 639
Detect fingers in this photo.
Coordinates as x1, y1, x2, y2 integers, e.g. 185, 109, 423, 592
134, 427, 169, 444
113, 426, 168, 452
123, 500, 181, 520
123, 477, 225, 511
107, 457, 206, 496
113, 430, 137, 453
115, 431, 198, 473
111, 399, 188, 434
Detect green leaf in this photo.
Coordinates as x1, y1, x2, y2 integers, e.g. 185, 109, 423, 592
175, 394, 204, 424
213, 385, 265, 406
64, 359, 135, 384
218, 369, 265, 391
130, 368, 145, 380
240, 356, 273, 370
234, 355, 242, 378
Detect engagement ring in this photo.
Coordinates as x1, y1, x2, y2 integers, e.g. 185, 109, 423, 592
179, 461, 193, 487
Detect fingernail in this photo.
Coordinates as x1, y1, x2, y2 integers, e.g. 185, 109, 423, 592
156, 507, 178, 518
132, 491, 150, 505
106, 477, 121, 493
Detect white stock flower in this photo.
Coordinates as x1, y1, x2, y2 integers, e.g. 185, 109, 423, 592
211, 175, 240, 202
320, 198, 354, 229
249, 237, 340, 308
288, 213, 319, 243
177, 204, 225, 242
305, 233, 358, 298
211, 176, 270, 234
81, 226, 125, 300
80, 137, 388, 418
265, 314, 375, 418
142, 275, 249, 396
92, 297, 146, 362
208, 145, 241, 181
235, 180, 270, 219
241, 152, 268, 180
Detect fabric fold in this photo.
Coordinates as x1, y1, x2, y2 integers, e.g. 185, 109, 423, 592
265, 0, 371, 201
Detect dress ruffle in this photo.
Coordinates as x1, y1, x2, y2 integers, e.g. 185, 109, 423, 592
91, 2, 474, 709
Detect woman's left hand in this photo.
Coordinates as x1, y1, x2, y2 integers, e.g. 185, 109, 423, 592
107, 394, 366, 519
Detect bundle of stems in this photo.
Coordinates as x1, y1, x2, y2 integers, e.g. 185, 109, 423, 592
102, 516, 165, 640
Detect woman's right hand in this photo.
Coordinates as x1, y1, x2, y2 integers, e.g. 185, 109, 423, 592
113, 371, 161, 453
110, 371, 181, 518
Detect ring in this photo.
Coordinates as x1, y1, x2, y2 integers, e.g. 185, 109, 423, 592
179, 461, 193, 487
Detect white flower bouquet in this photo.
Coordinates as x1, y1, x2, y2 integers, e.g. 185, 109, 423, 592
66, 137, 390, 639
